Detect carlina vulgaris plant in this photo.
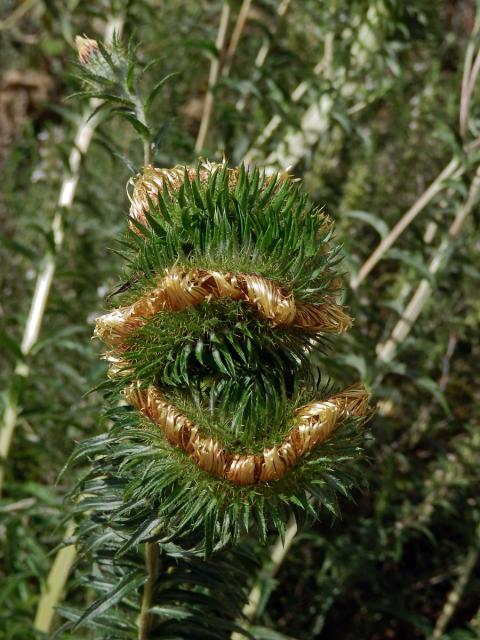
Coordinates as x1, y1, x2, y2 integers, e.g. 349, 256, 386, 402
84, 159, 373, 557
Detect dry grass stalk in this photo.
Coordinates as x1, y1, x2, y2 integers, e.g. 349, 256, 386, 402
350, 157, 463, 290
377, 165, 480, 362
194, 2, 231, 152
353, 19, 480, 291
236, 0, 292, 112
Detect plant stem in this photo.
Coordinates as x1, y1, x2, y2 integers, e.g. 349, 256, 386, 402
144, 140, 152, 166
222, 0, 252, 77
236, 0, 291, 113
195, 2, 231, 153
0, 0, 39, 31
242, 27, 333, 165
353, 16, 480, 291
460, 14, 480, 137
239, 122, 480, 640
29, 16, 124, 632
392, 332, 457, 449
242, 158, 477, 623
196, 0, 251, 153
350, 157, 462, 291
0, 12, 124, 497
377, 165, 480, 362
255, 1, 389, 170
231, 516, 297, 638
138, 542, 160, 640
135, 95, 152, 165
244, 516, 298, 622
33, 520, 77, 633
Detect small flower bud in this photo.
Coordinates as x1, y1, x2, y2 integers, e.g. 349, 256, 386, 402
75, 36, 99, 65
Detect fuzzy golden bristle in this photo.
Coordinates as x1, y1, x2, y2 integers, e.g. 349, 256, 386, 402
94, 266, 352, 350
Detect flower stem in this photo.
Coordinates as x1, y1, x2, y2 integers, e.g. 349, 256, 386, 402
138, 542, 160, 640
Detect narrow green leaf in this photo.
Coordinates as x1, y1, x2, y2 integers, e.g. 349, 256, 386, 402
145, 72, 178, 113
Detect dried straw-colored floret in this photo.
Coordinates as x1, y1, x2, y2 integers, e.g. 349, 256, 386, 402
128, 161, 238, 229
125, 382, 370, 485
94, 267, 352, 349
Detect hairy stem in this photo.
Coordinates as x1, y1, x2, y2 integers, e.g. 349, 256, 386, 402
135, 95, 152, 165
138, 542, 160, 640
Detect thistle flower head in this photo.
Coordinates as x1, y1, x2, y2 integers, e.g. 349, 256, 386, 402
74, 34, 126, 88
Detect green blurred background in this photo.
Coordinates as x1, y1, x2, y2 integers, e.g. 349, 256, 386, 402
0, 1, 479, 638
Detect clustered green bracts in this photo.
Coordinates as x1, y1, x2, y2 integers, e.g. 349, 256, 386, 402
68, 161, 371, 556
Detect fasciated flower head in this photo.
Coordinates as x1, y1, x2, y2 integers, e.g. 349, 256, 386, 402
91, 160, 372, 551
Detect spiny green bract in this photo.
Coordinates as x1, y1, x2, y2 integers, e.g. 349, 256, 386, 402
69, 406, 367, 557
120, 164, 341, 305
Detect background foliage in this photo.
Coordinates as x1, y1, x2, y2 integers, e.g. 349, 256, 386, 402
1, 0, 479, 638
